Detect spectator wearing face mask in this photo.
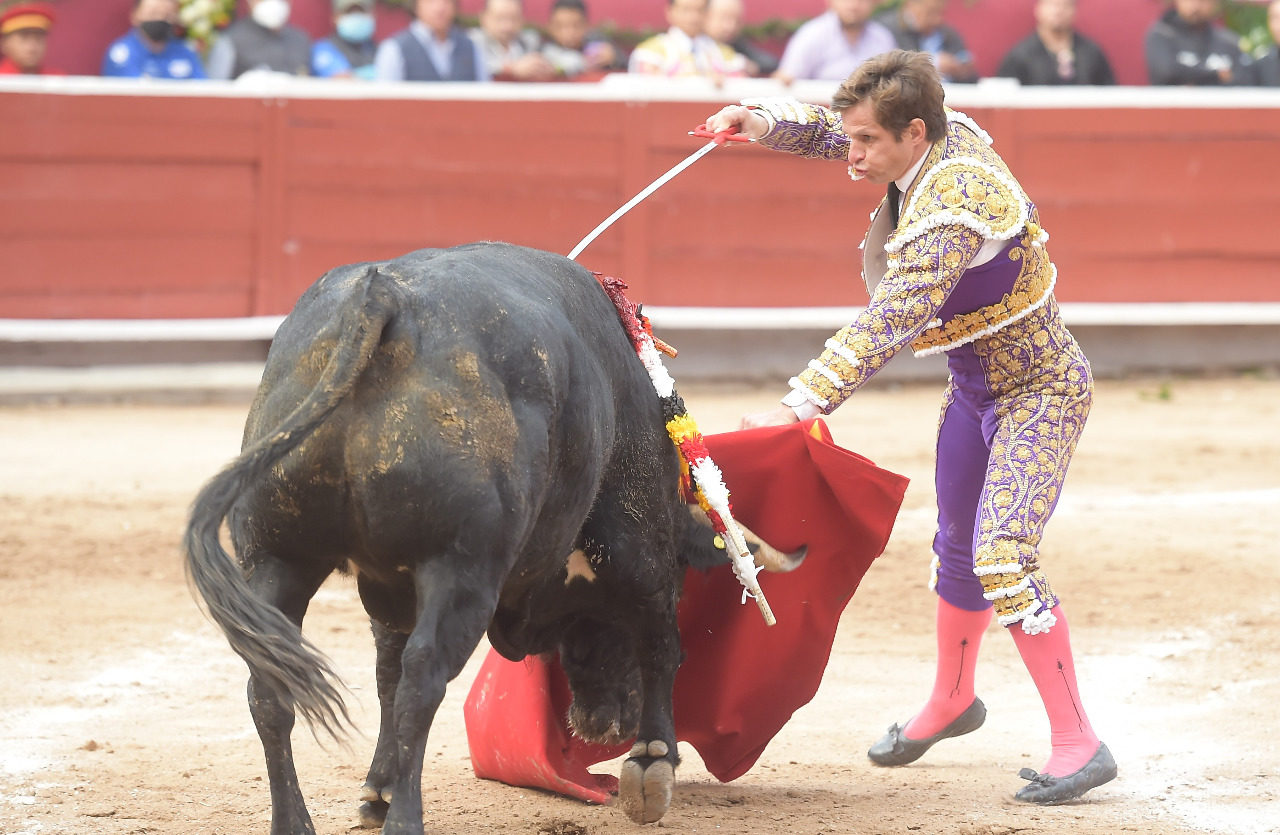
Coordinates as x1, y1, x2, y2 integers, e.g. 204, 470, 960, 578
206, 0, 312, 79
102, 0, 207, 79
312, 0, 377, 78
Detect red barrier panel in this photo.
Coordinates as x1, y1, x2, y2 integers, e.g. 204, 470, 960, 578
2, 83, 1278, 319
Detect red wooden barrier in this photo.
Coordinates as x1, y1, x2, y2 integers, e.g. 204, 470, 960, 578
1, 80, 1278, 319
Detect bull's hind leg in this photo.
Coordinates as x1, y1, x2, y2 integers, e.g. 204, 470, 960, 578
241, 551, 334, 835
380, 557, 504, 835
355, 619, 407, 828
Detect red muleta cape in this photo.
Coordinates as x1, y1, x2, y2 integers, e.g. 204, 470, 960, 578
463, 418, 909, 802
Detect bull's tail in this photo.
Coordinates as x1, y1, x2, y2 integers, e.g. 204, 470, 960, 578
183, 267, 397, 741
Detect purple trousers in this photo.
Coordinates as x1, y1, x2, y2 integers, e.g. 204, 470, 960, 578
928, 300, 1093, 630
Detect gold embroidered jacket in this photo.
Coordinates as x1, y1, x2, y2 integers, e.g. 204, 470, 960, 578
746, 100, 1058, 413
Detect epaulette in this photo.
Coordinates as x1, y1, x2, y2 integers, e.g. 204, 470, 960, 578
889, 111, 1029, 253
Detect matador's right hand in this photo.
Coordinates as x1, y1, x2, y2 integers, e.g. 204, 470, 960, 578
704, 105, 770, 141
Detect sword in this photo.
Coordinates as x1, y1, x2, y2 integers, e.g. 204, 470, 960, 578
568, 125, 752, 262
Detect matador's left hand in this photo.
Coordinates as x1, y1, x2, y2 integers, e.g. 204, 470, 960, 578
740, 404, 800, 430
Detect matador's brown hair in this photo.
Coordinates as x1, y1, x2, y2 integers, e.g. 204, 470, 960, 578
831, 50, 947, 143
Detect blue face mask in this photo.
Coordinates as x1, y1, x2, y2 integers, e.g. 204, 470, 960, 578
336, 12, 375, 43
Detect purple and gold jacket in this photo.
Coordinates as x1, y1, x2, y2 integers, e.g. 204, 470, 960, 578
746, 100, 1058, 414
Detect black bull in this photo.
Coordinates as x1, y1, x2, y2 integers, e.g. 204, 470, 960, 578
184, 243, 796, 834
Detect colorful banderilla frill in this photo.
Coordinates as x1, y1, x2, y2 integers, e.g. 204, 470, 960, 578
594, 273, 775, 626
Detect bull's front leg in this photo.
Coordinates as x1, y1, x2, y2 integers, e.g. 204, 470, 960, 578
617, 611, 681, 825
559, 621, 642, 745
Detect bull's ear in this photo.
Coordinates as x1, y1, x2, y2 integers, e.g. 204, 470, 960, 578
686, 504, 713, 530
680, 505, 732, 571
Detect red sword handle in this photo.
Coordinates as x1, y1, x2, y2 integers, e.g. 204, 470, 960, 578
689, 124, 753, 145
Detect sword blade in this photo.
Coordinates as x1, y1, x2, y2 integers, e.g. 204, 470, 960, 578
568, 139, 720, 262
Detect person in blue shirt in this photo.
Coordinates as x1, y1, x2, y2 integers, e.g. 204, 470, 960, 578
102, 0, 206, 79
312, 0, 378, 79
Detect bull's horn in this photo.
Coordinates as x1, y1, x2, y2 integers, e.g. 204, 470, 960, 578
740, 523, 807, 574
687, 506, 807, 573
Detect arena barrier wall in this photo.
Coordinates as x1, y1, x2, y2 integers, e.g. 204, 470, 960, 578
2, 76, 1278, 382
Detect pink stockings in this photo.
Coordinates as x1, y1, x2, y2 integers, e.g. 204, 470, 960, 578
1009, 606, 1100, 776
903, 597, 991, 739
906, 600, 1099, 777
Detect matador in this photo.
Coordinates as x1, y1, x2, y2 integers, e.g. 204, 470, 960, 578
704, 50, 1117, 805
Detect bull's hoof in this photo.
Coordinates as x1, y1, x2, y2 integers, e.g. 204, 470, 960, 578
617, 741, 674, 824
357, 783, 390, 828
356, 799, 387, 828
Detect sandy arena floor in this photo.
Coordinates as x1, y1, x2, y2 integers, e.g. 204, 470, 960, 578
1, 374, 1277, 835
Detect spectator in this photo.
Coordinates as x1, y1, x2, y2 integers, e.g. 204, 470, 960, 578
470, 0, 556, 81
1253, 0, 1280, 85
877, 0, 976, 82
705, 0, 778, 77
0, 3, 60, 75
1145, 0, 1253, 86
540, 0, 620, 80
102, 0, 207, 79
312, 0, 377, 79
996, 0, 1114, 86
775, 0, 896, 83
375, 0, 490, 82
206, 0, 312, 79
628, 0, 749, 78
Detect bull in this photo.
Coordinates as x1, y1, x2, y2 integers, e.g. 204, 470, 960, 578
184, 242, 799, 835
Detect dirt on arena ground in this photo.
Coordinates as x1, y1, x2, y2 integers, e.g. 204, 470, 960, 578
1, 374, 1277, 835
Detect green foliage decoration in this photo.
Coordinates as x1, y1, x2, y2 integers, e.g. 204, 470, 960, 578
1223, 1, 1273, 57
177, 0, 237, 48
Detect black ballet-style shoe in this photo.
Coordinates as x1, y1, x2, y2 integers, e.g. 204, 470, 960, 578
1014, 742, 1118, 805
866, 697, 987, 767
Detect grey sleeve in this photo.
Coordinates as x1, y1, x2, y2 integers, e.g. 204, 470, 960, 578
374, 38, 405, 81
205, 35, 235, 80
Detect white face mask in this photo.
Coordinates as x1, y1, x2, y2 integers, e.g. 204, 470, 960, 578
251, 0, 291, 30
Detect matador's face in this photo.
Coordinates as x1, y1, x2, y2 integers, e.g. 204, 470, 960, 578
840, 101, 924, 186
